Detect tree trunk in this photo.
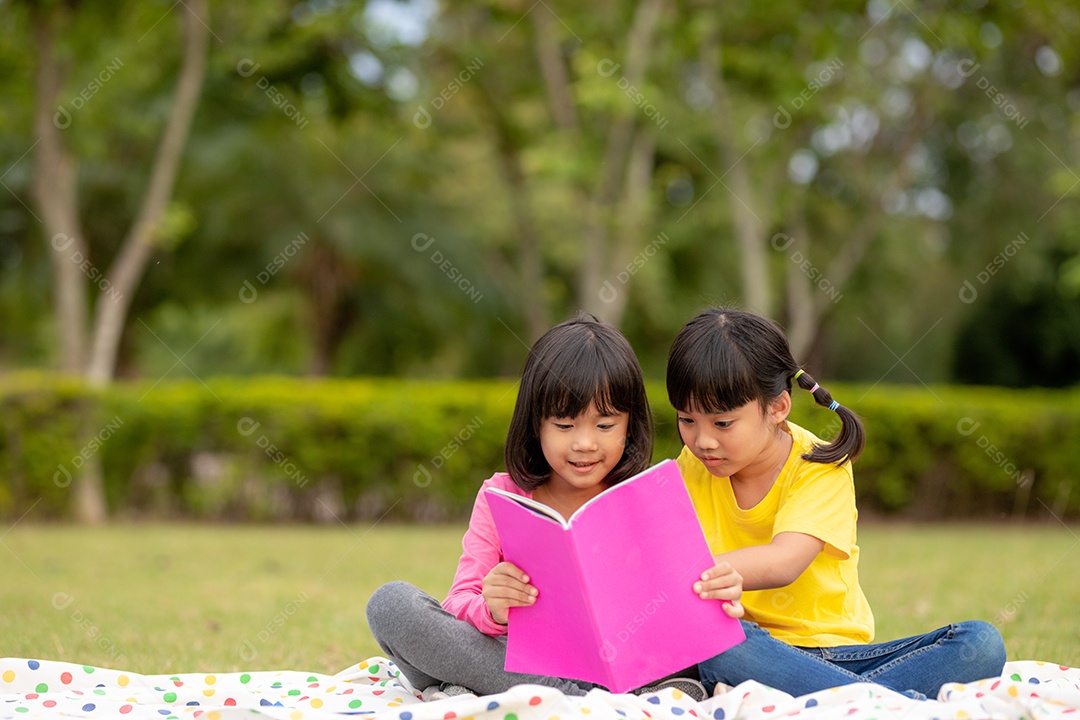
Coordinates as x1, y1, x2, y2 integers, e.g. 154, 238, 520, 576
471, 71, 551, 342
85, 0, 211, 387
30, 1, 211, 522
530, 9, 578, 133
784, 212, 817, 360
576, 0, 666, 318
31, 5, 107, 523
302, 238, 356, 376
700, 26, 771, 316
600, 128, 657, 324
31, 6, 88, 375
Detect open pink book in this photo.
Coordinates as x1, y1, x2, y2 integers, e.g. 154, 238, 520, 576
485, 459, 745, 693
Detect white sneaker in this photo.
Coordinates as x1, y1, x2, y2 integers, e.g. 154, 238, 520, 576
713, 681, 734, 696
422, 684, 476, 702
442, 685, 476, 699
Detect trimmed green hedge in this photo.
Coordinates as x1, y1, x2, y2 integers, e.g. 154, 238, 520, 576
1, 373, 1077, 521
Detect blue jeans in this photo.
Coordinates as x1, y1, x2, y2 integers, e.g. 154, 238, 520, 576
698, 620, 1006, 699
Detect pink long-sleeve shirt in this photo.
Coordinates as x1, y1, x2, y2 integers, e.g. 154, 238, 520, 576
441, 472, 530, 636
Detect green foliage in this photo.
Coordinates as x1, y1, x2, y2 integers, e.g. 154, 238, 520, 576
3, 0, 1080, 385
1, 375, 1078, 522
953, 279, 1080, 387
0, 372, 101, 513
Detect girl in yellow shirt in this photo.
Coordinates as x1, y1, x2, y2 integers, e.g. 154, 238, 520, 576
668, 307, 1005, 699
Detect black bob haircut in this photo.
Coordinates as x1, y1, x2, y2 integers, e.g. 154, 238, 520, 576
667, 307, 864, 465
504, 312, 653, 491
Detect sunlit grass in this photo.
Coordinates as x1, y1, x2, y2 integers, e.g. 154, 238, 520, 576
858, 522, 1080, 667
2, 522, 1077, 676
1, 523, 463, 675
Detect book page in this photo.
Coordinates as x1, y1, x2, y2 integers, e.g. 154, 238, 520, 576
485, 487, 569, 527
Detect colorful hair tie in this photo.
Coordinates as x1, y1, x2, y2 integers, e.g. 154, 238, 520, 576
793, 369, 805, 381
829, 400, 840, 411
808, 383, 820, 394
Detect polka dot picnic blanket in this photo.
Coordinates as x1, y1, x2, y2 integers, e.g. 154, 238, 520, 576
1, 657, 1077, 719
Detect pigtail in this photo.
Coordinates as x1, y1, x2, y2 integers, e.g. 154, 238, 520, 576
793, 369, 865, 465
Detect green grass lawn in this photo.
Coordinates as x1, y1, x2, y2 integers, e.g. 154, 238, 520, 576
2, 522, 1077, 676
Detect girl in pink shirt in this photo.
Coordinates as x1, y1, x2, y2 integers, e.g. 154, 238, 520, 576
366, 313, 742, 699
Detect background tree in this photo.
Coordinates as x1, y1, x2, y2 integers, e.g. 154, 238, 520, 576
1, 0, 1077, 395
17, 0, 210, 521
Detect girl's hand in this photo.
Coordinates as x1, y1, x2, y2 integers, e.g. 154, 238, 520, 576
693, 562, 745, 619
482, 561, 538, 625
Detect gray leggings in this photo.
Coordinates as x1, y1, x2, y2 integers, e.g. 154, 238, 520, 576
365, 581, 594, 696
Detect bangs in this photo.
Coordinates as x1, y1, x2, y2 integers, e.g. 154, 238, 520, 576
535, 342, 636, 420
667, 312, 762, 414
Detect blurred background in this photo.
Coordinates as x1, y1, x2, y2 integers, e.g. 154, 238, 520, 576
1, 0, 1079, 524
2, 0, 1080, 673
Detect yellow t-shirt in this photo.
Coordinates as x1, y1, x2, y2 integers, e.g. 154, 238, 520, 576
678, 421, 874, 646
